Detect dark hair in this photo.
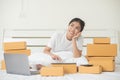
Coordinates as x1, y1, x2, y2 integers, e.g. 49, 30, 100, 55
69, 18, 85, 32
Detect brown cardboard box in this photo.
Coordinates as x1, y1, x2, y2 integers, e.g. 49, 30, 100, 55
1, 60, 6, 70
4, 41, 26, 50
79, 65, 102, 74
4, 49, 31, 56
51, 63, 77, 74
89, 60, 115, 71
40, 67, 64, 76
87, 44, 117, 56
86, 57, 114, 61
94, 38, 110, 44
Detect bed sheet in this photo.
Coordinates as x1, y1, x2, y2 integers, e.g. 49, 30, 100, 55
0, 65, 120, 80
28, 52, 88, 66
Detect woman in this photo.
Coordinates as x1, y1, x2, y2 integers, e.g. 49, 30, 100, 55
32, 18, 88, 70
43, 17, 87, 62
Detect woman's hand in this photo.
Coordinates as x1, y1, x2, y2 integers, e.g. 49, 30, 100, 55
72, 32, 82, 58
43, 46, 62, 61
72, 32, 81, 40
50, 54, 62, 61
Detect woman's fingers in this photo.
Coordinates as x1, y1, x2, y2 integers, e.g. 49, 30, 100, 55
76, 32, 81, 37
57, 56, 62, 61
72, 32, 81, 40
51, 54, 62, 61
78, 32, 81, 36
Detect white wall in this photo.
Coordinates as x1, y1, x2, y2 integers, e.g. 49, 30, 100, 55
0, 0, 120, 29
0, 0, 120, 48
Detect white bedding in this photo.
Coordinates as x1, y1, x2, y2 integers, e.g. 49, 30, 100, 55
28, 51, 88, 66
0, 65, 120, 80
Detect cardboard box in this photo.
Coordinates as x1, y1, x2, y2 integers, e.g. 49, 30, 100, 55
79, 65, 102, 74
51, 63, 77, 74
4, 49, 31, 56
87, 44, 117, 56
40, 67, 64, 76
86, 57, 114, 61
94, 38, 110, 44
89, 57, 115, 71
4, 41, 26, 50
1, 60, 6, 70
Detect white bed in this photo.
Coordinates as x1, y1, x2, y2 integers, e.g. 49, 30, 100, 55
0, 28, 120, 80
0, 65, 120, 80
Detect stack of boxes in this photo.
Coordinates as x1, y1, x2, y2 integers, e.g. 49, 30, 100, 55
4, 41, 31, 56
1, 41, 31, 70
79, 38, 117, 73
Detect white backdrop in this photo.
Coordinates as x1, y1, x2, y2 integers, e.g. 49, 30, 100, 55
0, 0, 120, 30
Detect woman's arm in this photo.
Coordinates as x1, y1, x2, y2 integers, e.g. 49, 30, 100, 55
72, 32, 82, 58
72, 38, 82, 58
43, 46, 62, 61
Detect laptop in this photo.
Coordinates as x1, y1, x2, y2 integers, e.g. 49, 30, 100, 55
4, 53, 39, 76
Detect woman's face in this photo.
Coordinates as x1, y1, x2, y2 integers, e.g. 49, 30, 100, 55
67, 21, 81, 39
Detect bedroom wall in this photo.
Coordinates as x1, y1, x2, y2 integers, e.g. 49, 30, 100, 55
0, 0, 120, 29
0, 0, 120, 51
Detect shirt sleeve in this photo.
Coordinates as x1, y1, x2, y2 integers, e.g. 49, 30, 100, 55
47, 32, 57, 49
77, 36, 83, 51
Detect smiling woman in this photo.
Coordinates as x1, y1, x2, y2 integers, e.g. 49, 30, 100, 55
43, 18, 88, 65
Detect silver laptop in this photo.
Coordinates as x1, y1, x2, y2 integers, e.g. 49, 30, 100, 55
4, 53, 39, 76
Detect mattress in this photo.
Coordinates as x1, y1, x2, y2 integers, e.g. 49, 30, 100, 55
0, 65, 120, 80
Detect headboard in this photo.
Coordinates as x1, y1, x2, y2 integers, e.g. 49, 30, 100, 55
3, 28, 120, 64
